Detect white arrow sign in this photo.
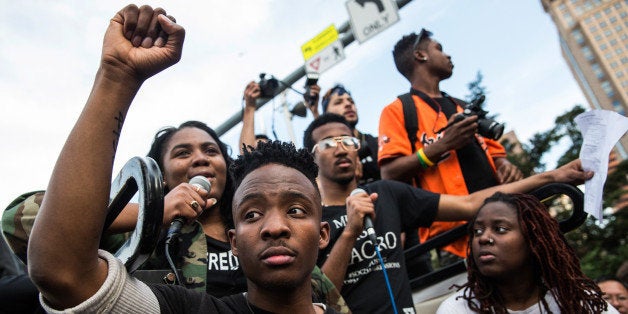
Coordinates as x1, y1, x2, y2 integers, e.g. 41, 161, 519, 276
346, 0, 399, 43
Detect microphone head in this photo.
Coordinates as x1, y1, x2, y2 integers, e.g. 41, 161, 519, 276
350, 188, 366, 196
189, 175, 211, 192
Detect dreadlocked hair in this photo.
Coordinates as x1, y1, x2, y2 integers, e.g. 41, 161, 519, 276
231, 140, 319, 193
456, 192, 607, 314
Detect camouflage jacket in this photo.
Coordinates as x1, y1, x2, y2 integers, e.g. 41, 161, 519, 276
2, 191, 351, 313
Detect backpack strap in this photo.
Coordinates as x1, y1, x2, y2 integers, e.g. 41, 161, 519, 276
398, 93, 418, 153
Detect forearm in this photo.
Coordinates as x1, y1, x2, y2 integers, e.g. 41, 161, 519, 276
239, 105, 256, 154
436, 171, 553, 221
106, 203, 140, 234
321, 231, 358, 291
28, 68, 141, 307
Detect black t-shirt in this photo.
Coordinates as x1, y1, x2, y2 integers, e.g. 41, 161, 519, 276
317, 180, 440, 314
205, 236, 247, 297
149, 285, 339, 313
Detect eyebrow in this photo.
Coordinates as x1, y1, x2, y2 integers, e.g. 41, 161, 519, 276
236, 190, 315, 209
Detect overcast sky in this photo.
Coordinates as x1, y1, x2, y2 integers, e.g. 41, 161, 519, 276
0, 0, 588, 210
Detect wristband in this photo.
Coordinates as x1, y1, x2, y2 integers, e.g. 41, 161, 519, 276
416, 151, 428, 169
417, 148, 435, 167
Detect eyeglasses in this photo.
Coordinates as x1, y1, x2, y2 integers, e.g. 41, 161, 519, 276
311, 136, 361, 154
412, 28, 433, 50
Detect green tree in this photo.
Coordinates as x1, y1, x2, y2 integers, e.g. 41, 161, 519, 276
465, 71, 486, 102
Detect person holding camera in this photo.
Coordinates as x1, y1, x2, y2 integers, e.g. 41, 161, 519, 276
304, 83, 380, 184
378, 29, 523, 267
238, 80, 271, 154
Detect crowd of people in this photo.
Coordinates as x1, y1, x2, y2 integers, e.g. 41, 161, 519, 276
0, 3, 625, 314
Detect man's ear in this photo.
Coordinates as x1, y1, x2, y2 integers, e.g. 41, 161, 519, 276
414, 49, 428, 62
228, 229, 238, 257
318, 221, 330, 250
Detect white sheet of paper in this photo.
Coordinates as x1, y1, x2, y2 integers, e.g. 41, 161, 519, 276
575, 110, 628, 220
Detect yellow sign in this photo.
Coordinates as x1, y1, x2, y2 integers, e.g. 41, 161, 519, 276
301, 24, 339, 61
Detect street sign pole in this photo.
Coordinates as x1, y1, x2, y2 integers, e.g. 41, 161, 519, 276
215, 0, 413, 137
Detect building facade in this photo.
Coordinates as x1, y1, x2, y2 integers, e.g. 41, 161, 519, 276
541, 0, 628, 159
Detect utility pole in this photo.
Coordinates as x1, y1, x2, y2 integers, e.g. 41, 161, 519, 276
215, 0, 413, 136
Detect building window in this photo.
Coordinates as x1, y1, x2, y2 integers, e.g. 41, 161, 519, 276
614, 2, 622, 9
601, 43, 609, 50
595, 12, 603, 19
572, 29, 585, 44
615, 25, 623, 31
605, 29, 613, 36
590, 25, 598, 32
600, 21, 608, 28
611, 61, 619, 69
559, 3, 567, 11
621, 12, 627, 19
582, 46, 595, 60
617, 71, 625, 78
612, 100, 625, 115
622, 34, 628, 40
564, 14, 575, 26
604, 7, 612, 15
592, 63, 605, 78
596, 34, 604, 41
601, 81, 614, 98
621, 57, 628, 64
605, 52, 613, 59
610, 16, 618, 23
585, 16, 593, 24
611, 39, 619, 46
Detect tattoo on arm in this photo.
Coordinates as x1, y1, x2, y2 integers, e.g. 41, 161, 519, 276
112, 111, 125, 162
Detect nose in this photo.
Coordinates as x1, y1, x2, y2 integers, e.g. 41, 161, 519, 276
333, 142, 349, 155
260, 210, 291, 240
191, 150, 210, 166
476, 230, 493, 245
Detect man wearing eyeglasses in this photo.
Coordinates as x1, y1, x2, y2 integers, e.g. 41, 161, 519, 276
304, 84, 380, 184
378, 29, 523, 267
304, 113, 589, 313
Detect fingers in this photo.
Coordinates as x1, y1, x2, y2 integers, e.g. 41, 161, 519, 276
120, 5, 182, 49
244, 81, 261, 105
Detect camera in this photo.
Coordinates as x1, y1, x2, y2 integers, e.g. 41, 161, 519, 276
456, 95, 504, 140
303, 73, 319, 105
258, 73, 279, 98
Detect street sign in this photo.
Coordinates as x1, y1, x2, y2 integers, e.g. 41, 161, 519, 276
345, 0, 399, 43
304, 40, 345, 74
301, 24, 339, 61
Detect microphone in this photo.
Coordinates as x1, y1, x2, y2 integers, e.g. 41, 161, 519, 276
350, 188, 377, 244
166, 176, 211, 243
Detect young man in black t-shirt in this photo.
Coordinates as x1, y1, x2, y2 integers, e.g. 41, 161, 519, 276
303, 114, 593, 313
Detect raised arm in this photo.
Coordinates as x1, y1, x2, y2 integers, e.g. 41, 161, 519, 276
436, 159, 593, 221
27, 5, 184, 309
239, 81, 261, 154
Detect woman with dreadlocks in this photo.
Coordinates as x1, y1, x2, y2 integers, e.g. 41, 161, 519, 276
437, 192, 619, 313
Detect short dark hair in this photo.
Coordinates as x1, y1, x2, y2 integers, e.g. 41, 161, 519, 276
321, 84, 351, 113
147, 120, 235, 228
302, 113, 352, 152
392, 30, 432, 81
231, 140, 319, 194
595, 275, 628, 290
